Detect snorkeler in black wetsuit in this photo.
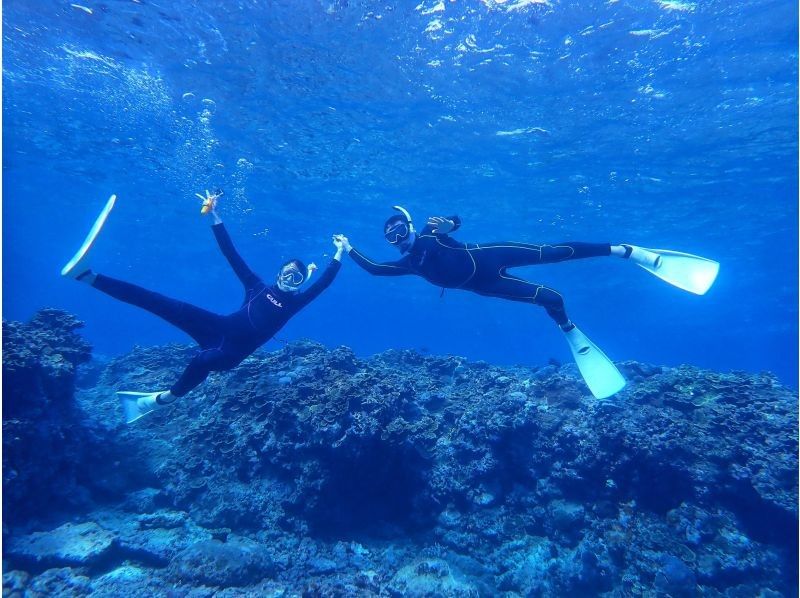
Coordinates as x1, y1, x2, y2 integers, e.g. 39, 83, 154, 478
334, 205, 693, 399
337, 207, 625, 328
65, 191, 345, 422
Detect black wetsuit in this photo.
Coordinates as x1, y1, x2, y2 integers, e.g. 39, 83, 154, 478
93, 223, 341, 396
349, 216, 610, 326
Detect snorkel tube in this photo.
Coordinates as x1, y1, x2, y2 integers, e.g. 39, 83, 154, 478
392, 205, 415, 233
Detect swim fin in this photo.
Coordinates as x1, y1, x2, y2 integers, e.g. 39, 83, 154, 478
626, 245, 719, 295
562, 324, 626, 399
62, 194, 116, 278
118, 390, 170, 424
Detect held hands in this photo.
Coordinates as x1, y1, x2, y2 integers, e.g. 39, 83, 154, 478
427, 216, 455, 234
332, 234, 351, 256
196, 189, 223, 224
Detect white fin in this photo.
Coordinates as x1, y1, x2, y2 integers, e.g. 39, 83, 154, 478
62, 194, 116, 277
117, 390, 166, 424
630, 246, 719, 295
563, 325, 626, 399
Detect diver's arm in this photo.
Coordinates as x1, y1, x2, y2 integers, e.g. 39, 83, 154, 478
331, 234, 412, 277
211, 223, 262, 289
296, 237, 347, 306
298, 259, 342, 305
349, 248, 413, 276
199, 188, 262, 288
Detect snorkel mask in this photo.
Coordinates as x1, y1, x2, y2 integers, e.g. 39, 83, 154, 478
384, 205, 415, 251
277, 260, 313, 293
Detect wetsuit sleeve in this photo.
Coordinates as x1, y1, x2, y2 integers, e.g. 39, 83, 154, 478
420, 215, 461, 236
297, 259, 341, 306
212, 223, 262, 289
349, 248, 413, 276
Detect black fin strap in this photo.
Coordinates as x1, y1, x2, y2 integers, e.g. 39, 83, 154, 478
156, 392, 177, 405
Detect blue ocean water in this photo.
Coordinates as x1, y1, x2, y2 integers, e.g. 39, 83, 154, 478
3, 0, 798, 384
3, 4, 799, 595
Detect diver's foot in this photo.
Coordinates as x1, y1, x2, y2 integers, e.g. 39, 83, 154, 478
622, 244, 662, 269
118, 390, 173, 424
72, 269, 97, 284
62, 251, 94, 279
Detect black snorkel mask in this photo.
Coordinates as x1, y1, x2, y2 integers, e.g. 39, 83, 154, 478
385, 221, 410, 245
384, 205, 415, 251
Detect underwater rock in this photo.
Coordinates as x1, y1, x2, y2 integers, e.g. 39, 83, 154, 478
25, 567, 92, 597
80, 507, 215, 565
387, 558, 478, 597
3, 312, 797, 596
167, 538, 275, 587
6, 522, 116, 569
2, 308, 91, 414
1, 570, 29, 598
79, 338, 798, 594
0, 310, 131, 527
654, 554, 697, 597
120, 487, 164, 514
89, 564, 169, 597
122, 512, 213, 565
547, 499, 586, 543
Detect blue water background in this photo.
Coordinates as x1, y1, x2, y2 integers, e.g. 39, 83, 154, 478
3, 0, 798, 385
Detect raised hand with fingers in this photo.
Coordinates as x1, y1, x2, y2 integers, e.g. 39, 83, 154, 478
427, 216, 455, 234
196, 189, 224, 224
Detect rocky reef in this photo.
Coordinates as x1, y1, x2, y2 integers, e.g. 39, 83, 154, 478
2, 309, 97, 523
2, 309, 153, 530
2, 310, 798, 596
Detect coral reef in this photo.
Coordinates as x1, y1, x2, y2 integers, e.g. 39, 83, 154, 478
2, 311, 797, 596
2, 309, 153, 528
3, 308, 91, 415
2, 309, 96, 523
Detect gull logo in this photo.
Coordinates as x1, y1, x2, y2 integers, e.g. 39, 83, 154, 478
267, 293, 283, 308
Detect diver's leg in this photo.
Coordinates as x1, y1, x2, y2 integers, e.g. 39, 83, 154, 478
474, 274, 571, 328
92, 273, 223, 347
472, 274, 625, 398
169, 348, 228, 397
119, 347, 234, 423
474, 242, 612, 269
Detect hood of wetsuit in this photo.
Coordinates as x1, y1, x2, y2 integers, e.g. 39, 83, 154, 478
276, 260, 306, 293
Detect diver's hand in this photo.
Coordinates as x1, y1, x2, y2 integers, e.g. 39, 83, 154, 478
427, 216, 455, 234
333, 234, 351, 253
196, 189, 223, 224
